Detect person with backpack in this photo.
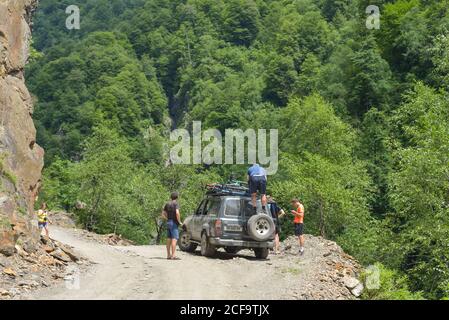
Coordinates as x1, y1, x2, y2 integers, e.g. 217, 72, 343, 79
267, 196, 285, 254
161, 192, 183, 260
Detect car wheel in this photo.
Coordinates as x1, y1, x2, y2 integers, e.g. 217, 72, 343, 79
247, 214, 275, 241
254, 248, 269, 259
178, 230, 197, 252
200, 232, 216, 257
224, 247, 239, 254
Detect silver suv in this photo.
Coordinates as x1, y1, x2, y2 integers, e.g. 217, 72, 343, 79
179, 185, 276, 259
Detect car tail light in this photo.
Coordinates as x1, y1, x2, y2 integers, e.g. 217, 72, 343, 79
215, 219, 222, 236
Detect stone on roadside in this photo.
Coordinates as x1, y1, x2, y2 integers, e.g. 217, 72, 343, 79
0, 256, 8, 267
38, 255, 55, 266
343, 276, 360, 290
351, 283, 364, 297
0, 289, 10, 296
58, 245, 80, 262
3, 267, 17, 277
40, 235, 50, 245
15, 245, 29, 257
49, 248, 71, 263
42, 245, 54, 253
18, 280, 39, 288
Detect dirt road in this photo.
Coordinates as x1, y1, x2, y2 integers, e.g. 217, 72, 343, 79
23, 226, 360, 300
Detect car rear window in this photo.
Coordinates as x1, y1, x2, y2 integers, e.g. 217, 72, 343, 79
243, 200, 262, 217
224, 199, 240, 216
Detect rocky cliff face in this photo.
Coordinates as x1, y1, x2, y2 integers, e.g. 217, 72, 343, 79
0, 0, 43, 256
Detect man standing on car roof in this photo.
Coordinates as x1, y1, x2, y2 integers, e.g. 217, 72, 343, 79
247, 163, 268, 215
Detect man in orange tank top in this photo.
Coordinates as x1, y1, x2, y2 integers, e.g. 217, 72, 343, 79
291, 198, 305, 255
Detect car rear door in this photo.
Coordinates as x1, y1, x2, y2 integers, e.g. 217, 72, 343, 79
191, 199, 207, 240
201, 197, 221, 236
220, 197, 244, 240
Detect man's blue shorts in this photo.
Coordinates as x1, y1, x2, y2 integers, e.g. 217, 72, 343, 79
167, 220, 179, 240
38, 222, 48, 228
249, 176, 267, 194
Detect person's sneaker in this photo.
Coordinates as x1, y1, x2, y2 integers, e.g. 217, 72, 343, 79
299, 248, 304, 256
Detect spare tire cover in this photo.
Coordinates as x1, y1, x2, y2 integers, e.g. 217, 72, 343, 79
247, 214, 275, 241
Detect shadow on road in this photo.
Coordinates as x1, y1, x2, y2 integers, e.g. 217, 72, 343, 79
190, 249, 269, 262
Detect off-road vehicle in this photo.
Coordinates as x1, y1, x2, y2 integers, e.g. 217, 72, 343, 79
178, 182, 276, 259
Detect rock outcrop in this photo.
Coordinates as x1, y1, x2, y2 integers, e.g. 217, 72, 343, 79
1, 234, 88, 300
279, 235, 363, 299
0, 0, 43, 256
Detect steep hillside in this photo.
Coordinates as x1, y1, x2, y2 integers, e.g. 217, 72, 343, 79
6, 0, 449, 299
0, 0, 44, 256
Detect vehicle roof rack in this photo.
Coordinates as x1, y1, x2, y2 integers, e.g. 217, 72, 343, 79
205, 181, 250, 197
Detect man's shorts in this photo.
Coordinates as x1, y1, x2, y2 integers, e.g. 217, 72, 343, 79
38, 222, 48, 228
167, 220, 179, 240
294, 223, 304, 236
249, 176, 267, 194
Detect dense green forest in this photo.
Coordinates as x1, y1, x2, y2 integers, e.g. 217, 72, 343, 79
27, 0, 449, 299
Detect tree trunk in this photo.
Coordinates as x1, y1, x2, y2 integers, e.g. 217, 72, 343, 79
156, 231, 161, 245
154, 217, 163, 245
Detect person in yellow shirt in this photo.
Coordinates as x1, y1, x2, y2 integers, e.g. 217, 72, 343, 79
290, 198, 305, 255
37, 202, 51, 237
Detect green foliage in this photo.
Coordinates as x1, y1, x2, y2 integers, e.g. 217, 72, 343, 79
278, 95, 355, 162
319, 34, 395, 118
40, 125, 220, 244
28, 31, 168, 164
39, 159, 78, 210
358, 108, 393, 216
222, 0, 260, 46
270, 95, 379, 264
385, 83, 449, 299
429, 32, 449, 90
29, 40, 44, 63
70, 126, 145, 240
